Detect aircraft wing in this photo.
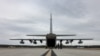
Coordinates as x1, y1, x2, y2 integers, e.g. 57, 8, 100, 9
10, 39, 46, 44
56, 38, 93, 44
56, 38, 93, 40
10, 39, 46, 40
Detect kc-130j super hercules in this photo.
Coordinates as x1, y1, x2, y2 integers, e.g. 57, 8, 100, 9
10, 14, 93, 48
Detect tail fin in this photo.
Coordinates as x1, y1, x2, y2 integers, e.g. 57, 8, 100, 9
50, 13, 53, 33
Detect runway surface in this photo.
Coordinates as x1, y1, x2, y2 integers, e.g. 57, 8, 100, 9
0, 48, 100, 56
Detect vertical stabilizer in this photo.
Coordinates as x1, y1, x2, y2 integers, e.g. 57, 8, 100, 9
50, 13, 53, 33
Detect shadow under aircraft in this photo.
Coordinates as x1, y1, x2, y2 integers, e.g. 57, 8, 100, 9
10, 14, 93, 48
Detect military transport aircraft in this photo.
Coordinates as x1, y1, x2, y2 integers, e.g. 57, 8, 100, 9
10, 14, 93, 48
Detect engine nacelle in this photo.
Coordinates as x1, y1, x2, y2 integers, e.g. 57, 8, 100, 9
65, 40, 69, 44
33, 40, 37, 44
20, 40, 24, 44
60, 40, 63, 43
69, 40, 73, 43
40, 40, 43, 43
78, 40, 83, 44
29, 40, 33, 43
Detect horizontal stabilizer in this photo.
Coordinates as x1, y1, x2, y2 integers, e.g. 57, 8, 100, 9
27, 35, 46, 36
56, 34, 76, 36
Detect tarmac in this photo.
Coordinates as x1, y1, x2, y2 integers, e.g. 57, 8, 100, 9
0, 48, 100, 56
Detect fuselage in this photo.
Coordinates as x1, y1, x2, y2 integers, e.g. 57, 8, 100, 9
46, 33, 56, 48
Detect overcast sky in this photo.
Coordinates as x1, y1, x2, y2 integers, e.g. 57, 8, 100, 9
0, 0, 100, 45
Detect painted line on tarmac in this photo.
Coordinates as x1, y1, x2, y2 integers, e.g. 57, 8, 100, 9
41, 49, 57, 56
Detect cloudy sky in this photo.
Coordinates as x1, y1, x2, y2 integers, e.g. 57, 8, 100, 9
0, 0, 100, 45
